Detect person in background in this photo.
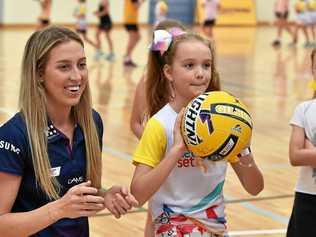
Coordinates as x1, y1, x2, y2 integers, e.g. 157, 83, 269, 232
73, 0, 99, 51
154, 0, 168, 26
94, 0, 115, 61
287, 48, 316, 237
201, 0, 220, 39
272, 0, 293, 47
37, 0, 52, 29
123, 0, 144, 67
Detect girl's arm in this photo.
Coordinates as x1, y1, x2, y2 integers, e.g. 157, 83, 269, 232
130, 110, 186, 206
0, 174, 104, 237
289, 125, 316, 166
130, 74, 147, 139
131, 147, 184, 206
231, 153, 264, 195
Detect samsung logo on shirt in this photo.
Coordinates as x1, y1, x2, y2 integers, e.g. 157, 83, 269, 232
0, 140, 20, 155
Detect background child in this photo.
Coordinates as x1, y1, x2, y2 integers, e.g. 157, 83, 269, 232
37, 0, 52, 29
94, 0, 115, 61
291, 0, 312, 47
201, 0, 220, 39
130, 19, 187, 237
287, 49, 316, 236
272, 0, 293, 47
123, 0, 144, 67
130, 30, 264, 236
154, 0, 168, 26
73, 0, 98, 50
307, 0, 316, 46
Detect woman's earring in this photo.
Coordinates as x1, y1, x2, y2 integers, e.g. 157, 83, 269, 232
38, 77, 44, 86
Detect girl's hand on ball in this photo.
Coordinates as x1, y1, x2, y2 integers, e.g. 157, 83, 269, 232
173, 108, 187, 154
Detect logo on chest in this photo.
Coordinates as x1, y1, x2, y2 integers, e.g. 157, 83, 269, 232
0, 140, 20, 155
177, 151, 196, 168
68, 176, 84, 185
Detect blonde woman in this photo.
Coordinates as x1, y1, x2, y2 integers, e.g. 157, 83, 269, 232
0, 26, 137, 236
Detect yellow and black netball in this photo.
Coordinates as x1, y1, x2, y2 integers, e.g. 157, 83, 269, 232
181, 91, 253, 161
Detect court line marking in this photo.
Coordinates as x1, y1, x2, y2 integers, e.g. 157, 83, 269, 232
0, 108, 15, 117
229, 228, 286, 236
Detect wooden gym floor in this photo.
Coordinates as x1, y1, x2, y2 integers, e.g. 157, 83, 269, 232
0, 25, 313, 237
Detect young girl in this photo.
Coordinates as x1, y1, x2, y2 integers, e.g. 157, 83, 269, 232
123, 0, 144, 67
201, 0, 220, 39
94, 0, 115, 61
154, 0, 168, 26
0, 26, 137, 236
73, 0, 98, 50
36, 0, 52, 29
291, 0, 312, 47
272, 0, 293, 47
287, 49, 316, 236
130, 19, 187, 237
130, 30, 264, 236
307, 0, 316, 45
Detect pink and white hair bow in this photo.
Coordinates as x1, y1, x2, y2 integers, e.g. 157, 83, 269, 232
149, 27, 186, 55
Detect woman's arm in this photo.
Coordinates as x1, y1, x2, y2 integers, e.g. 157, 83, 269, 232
0, 175, 104, 237
231, 153, 264, 195
0, 172, 56, 237
289, 125, 316, 166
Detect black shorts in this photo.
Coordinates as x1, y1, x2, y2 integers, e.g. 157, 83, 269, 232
203, 19, 216, 27
124, 24, 139, 32
39, 18, 50, 26
275, 11, 289, 19
287, 192, 316, 237
76, 29, 87, 34
99, 14, 112, 31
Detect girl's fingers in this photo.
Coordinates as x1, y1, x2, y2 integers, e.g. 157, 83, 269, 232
112, 198, 127, 215
115, 193, 131, 210
107, 203, 121, 219
125, 194, 139, 207
119, 186, 129, 196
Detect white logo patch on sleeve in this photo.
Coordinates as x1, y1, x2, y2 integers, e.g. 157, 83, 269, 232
50, 167, 61, 177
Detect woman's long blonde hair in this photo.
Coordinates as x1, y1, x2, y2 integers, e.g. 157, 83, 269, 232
19, 26, 101, 200
146, 32, 220, 117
